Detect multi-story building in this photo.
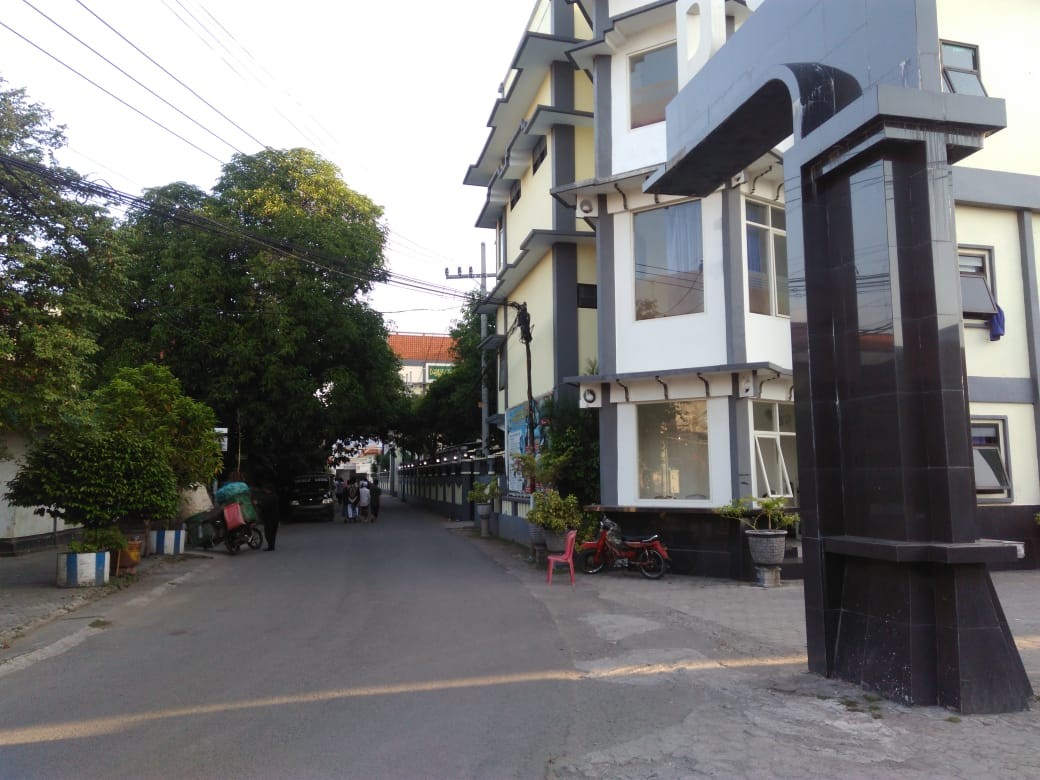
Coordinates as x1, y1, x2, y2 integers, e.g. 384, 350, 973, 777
387, 332, 456, 395
465, 0, 596, 541
471, 0, 1039, 572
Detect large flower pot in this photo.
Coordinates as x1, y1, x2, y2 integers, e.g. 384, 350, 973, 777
544, 530, 568, 553
476, 503, 492, 538
110, 538, 144, 575
745, 528, 788, 567
528, 521, 546, 548
149, 529, 186, 556
57, 551, 110, 588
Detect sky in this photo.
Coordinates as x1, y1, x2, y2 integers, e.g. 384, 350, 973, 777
0, 0, 537, 334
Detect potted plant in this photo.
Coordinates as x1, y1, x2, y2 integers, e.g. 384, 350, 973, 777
467, 478, 501, 538
528, 489, 583, 552
5, 424, 180, 587
717, 495, 798, 570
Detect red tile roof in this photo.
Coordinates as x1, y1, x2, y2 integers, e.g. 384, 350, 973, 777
388, 332, 457, 364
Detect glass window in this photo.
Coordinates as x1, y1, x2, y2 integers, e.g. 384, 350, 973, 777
753, 401, 797, 498
941, 41, 987, 96
746, 200, 789, 316
972, 419, 1010, 500
958, 248, 998, 320
637, 401, 709, 500
634, 200, 703, 320
630, 44, 677, 129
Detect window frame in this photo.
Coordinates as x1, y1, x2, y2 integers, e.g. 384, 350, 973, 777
752, 401, 797, 498
532, 136, 547, 174
636, 399, 711, 502
629, 42, 678, 129
971, 416, 1012, 503
509, 180, 521, 210
940, 40, 987, 96
744, 198, 789, 317
632, 198, 704, 321
958, 244, 998, 323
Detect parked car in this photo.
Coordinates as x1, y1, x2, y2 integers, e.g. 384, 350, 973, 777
288, 473, 336, 521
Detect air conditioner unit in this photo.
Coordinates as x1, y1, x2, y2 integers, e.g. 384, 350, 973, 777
579, 384, 602, 409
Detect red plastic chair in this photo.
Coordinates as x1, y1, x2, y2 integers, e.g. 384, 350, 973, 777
547, 530, 578, 586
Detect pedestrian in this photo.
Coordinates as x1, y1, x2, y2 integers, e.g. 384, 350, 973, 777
345, 477, 360, 522
370, 478, 381, 522
358, 480, 371, 522
253, 486, 280, 551
335, 476, 346, 518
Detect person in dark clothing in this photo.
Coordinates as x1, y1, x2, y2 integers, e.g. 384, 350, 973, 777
251, 486, 280, 551
370, 479, 381, 521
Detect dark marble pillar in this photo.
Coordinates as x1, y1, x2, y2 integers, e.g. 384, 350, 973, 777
791, 124, 1032, 713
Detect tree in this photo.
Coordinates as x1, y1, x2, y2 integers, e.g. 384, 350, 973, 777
99, 148, 407, 485
0, 80, 129, 437
91, 363, 223, 490
399, 293, 498, 457
5, 425, 179, 543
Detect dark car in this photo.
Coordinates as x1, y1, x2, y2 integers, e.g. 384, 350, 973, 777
288, 473, 336, 521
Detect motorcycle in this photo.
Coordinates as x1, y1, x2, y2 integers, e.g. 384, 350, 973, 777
579, 516, 669, 579
208, 505, 263, 555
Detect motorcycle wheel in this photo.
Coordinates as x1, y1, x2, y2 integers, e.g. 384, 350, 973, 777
248, 527, 263, 550
580, 549, 606, 574
638, 549, 666, 579
225, 534, 240, 555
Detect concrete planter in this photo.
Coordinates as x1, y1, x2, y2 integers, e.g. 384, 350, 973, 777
745, 529, 788, 567
476, 503, 492, 538
57, 551, 110, 588
148, 529, 186, 556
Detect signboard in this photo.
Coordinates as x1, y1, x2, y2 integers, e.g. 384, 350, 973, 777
506, 394, 550, 494
427, 363, 453, 382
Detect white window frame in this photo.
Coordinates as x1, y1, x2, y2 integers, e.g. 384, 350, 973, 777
745, 198, 789, 317
752, 401, 797, 498
972, 416, 1011, 502
632, 199, 704, 321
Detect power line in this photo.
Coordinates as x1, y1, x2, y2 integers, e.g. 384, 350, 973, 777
0, 18, 225, 165
0, 151, 473, 305
73, 0, 268, 149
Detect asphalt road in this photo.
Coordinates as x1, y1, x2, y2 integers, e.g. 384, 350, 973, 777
2, 497, 1039, 779
0, 502, 581, 779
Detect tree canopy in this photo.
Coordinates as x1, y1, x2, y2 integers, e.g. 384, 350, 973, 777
99, 148, 409, 484
0, 79, 129, 436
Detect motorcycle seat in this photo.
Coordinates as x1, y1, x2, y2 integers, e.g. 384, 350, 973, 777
622, 533, 658, 544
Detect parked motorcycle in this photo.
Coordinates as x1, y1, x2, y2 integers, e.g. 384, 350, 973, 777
208, 505, 263, 555
579, 516, 669, 579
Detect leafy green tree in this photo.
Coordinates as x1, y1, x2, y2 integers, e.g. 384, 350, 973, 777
91, 363, 223, 490
100, 148, 407, 484
399, 293, 498, 457
0, 80, 129, 436
4, 424, 179, 541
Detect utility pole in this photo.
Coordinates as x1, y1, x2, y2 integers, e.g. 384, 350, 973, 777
446, 246, 494, 456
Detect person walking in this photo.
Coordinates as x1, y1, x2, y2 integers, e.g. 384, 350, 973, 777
369, 479, 381, 522
345, 477, 360, 523
358, 480, 371, 522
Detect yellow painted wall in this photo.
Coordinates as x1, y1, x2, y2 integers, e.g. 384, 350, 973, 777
574, 69, 594, 113
939, 0, 1040, 176
574, 126, 596, 189
507, 255, 557, 401
970, 402, 1040, 505
574, 4, 592, 39
506, 152, 554, 263
529, 73, 553, 119
956, 206, 1030, 378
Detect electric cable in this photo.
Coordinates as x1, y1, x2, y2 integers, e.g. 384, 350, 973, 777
73, 0, 268, 149
0, 19, 225, 165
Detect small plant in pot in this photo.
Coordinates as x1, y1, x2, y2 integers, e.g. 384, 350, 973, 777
528, 489, 582, 552
717, 495, 798, 568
